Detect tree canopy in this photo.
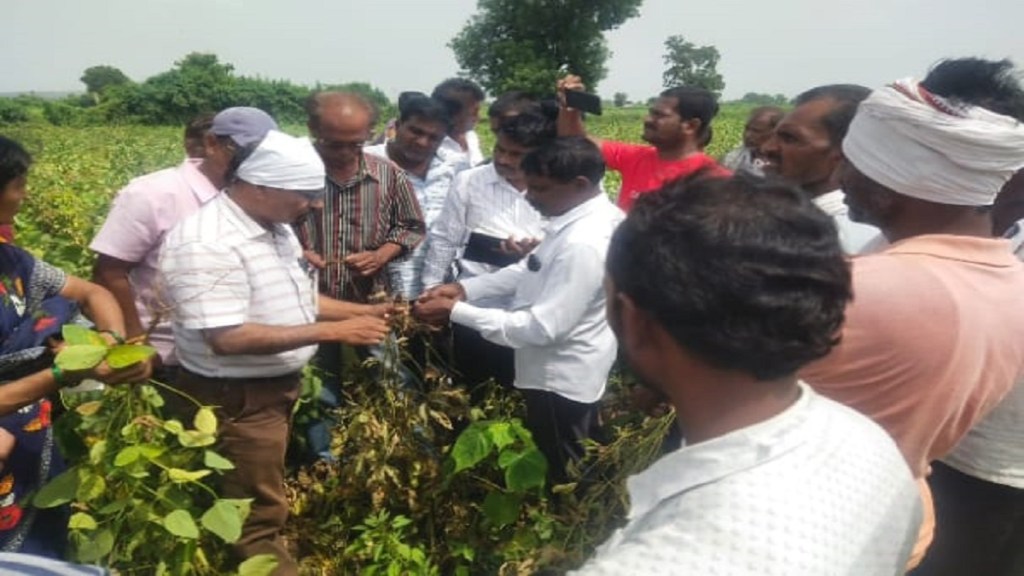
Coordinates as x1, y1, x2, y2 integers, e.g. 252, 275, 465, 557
80, 65, 132, 101
662, 35, 725, 97
450, 0, 643, 96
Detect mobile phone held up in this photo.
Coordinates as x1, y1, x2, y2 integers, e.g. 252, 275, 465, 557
565, 90, 603, 116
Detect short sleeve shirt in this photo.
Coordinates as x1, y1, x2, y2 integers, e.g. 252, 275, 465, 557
601, 141, 729, 211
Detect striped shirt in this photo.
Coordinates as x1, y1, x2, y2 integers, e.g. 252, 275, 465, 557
296, 153, 424, 302
159, 193, 318, 378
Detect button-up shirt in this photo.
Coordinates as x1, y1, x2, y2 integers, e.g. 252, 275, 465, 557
296, 153, 424, 302
422, 163, 545, 307
90, 159, 219, 363
449, 194, 623, 403
160, 194, 318, 378
363, 144, 462, 298
572, 383, 922, 575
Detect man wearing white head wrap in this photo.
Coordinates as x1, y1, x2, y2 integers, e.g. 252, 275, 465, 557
159, 130, 392, 575
800, 58, 1024, 573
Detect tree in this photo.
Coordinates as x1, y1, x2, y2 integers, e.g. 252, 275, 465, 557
450, 0, 643, 96
613, 92, 629, 107
661, 35, 724, 97
80, 65, 131, 102
739, 92, 790, 106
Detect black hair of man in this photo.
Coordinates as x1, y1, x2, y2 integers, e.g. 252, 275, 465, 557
432, 78, 486, 103
520, 136, 606, 186
793, 85, 871, 147
0, 136, 32, 190
305, 91, 379, 128
921, 58, 1024, 121
488, 91, 538, 119
607, 172, 852, 380
498, 111, 557, 149
397, 92, 452, 130
184, 113, 214, 141
659, 86, 720, 141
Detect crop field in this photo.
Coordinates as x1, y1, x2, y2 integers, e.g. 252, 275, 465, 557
1, 105, 750, 574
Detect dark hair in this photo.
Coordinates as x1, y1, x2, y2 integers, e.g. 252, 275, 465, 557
184, 113, 214, 140
659, 86, 720, 140
749, 106, 785, 124
488, 91, 538, 119
397, 92, 451, 129
0, 136, 32, 191
794, 84, 871, 147
305, 91, 379, 128
431, 78, 485, 103
520, 136, 605, 186
607, 172, 852, 380
921, 58, 1024, 121
497, 112, 557, 149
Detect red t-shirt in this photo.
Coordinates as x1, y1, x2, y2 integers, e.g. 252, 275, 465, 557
602, 141, 730, 211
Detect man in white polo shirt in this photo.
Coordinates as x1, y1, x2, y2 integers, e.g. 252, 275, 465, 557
159, 130, 389, 575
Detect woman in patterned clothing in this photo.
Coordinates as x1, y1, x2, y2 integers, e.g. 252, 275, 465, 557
0, 136, 149, 556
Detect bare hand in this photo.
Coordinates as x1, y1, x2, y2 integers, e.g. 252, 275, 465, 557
322, 316, 389, 346
499, 237, 540, 258
413, 297, 457, 325
82, 357, 154, 386
344, 251, 385, 277
557, 74, 586, 107
304, 250, 327, 270
417, 283, 466, 304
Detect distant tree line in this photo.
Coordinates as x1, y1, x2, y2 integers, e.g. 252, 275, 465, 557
0, 53, 393, 127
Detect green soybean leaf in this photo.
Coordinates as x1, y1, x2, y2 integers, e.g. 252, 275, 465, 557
62, 325, 105, 346
487, 421, 516, 450
201, 500, 244, 543
502, 448, 548, 492
76, 473, 106, 503
204, 450, 235, 470
451, 423, 494, 474
105, 344, 157, 368
55, 345, 108, 371
33, 468, 80, 508
163, 419, 185, 434
168, 468, 212, 483
163, 509, 199, 539
75, 528, 114, 562
238, 554, 279, 576
177, 430, 216, 448
481, 492, 521, 528
68, 512, 98, 530
114, 446, 141, 467
194, 407, 218, 434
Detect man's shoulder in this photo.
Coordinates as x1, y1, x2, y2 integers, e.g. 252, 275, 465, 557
118, 163, 190, 198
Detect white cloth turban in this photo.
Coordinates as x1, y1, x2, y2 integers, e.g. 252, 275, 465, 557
843, 78, 1024, 206
236, 130, 325, 193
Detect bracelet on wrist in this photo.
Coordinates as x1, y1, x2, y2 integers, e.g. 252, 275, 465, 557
99, 329, 125, 344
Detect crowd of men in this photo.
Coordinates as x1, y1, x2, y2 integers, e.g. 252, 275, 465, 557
72, 56, 1024, 575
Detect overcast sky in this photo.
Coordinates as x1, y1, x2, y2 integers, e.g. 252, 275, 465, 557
4, 0, 1023, 101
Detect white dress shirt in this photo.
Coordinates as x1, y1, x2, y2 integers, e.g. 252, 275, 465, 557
449, 194, 623, 403
572, 383, 923, 576
421, 163, 545, 307
942, 220, 1024, 488
438, 129, 484, 168
814, 190, 886, 255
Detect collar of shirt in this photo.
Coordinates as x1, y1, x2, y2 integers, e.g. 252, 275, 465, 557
544, 193, 612, 235
626, 382, 815, 522
180, 158, 221, 204
881, 234, 1019, 268
216, 193, 281, 240
327, 153, 382, 190
812, 189, 848, 217
364, 143, 453, 187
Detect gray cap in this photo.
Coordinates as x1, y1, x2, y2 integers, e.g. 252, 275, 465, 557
209, 107, 279, 147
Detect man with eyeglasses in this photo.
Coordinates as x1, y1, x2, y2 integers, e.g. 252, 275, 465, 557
91, 107, 278, 381
159, 131, 390, 575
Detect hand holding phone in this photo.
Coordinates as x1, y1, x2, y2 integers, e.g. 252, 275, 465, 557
565, 90, 603, 116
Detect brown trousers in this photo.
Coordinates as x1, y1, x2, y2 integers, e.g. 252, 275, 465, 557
168, 369, 301, 576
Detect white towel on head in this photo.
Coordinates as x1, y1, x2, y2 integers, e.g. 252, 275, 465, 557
843, 78, 1024, 206
236, 130, 325, 192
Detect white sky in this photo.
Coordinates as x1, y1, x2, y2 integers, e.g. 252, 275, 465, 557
4, 0, 1023, 101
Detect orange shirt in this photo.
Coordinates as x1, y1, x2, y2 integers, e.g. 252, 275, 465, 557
801, 235, 1024, 477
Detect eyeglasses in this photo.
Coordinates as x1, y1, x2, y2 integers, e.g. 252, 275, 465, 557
313, 137, 364, 152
